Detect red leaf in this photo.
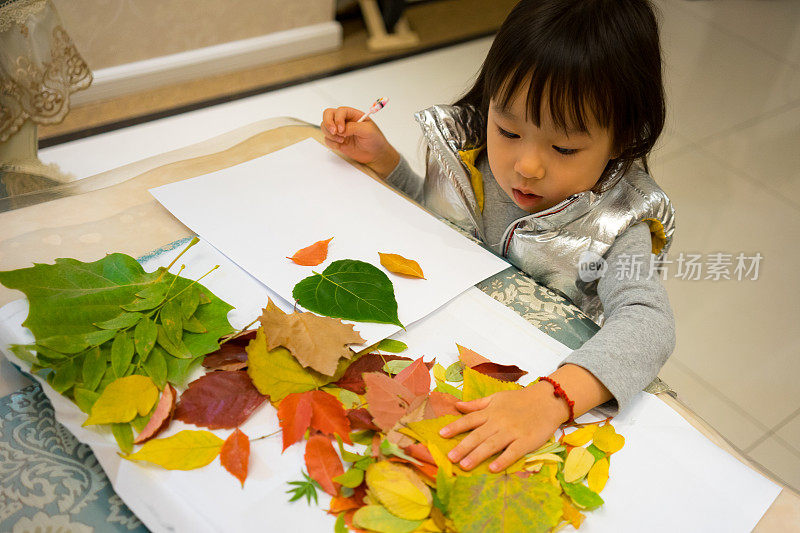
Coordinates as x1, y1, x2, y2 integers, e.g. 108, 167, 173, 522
363, 372, 415, 432
174, 371, 266, 429
220, 428, 250, 487
347, 408, 380, 431
287, 237, 333, 266
394, 357, 431, 397
387, 457, 438, 480
305, 434, 344, 496
426, 390, 461, 418
470, 362, 528, 382
202, 330, 258, 371
277, 393, 313, 451
134, 383, 177, 444
456, 343, 491, 367
334, 353, 413, 394
278, 390, 351, 450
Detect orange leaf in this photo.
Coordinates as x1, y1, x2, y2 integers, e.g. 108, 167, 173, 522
287, 238, 333, 266
278, 390, 352, 450
456, 343, 491, 367
379, 252, 425, 279
277, 392, 313, 451
305, 434, 344, 496
220, 428, 250, 487
363, 372, 415, 432
394, 357, 431, 397
133, 383, 176, 444
328, 495, 362, 514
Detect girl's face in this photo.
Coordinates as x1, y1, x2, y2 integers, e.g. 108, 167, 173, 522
486, 85, 616, 214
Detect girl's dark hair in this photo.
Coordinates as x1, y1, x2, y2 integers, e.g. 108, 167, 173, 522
455, 0, 665, 191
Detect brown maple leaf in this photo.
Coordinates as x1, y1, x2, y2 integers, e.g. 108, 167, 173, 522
259, 299, 365, 376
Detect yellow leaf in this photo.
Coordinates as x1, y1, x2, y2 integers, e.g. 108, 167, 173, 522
524, 453, 564, 464
562, 424, 599, 447
404, 416, 526, 475
379, 252, 425, 279
84, 375, 158, 426
432, 363, 446, 383
563, 447, 595, 483
592, 423, 625, 454
124, 430, 223, 470
365, 462, 432, 520
588, 457, 610, 493
461, 366, 521, 401
246, 328, 338, 402
561, 495, 586, 529
427, 441, 453, 478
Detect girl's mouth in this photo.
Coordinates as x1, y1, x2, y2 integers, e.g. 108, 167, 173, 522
512, 188, 543, 207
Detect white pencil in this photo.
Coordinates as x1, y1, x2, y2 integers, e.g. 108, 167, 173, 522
357, 97, 390, 122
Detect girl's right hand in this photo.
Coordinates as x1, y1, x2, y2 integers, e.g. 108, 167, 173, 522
321, 106, 400, 179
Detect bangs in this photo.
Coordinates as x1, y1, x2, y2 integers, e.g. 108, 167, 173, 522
484, 7, 616, 138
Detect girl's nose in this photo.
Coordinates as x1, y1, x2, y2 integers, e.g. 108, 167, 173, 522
514, 151, 545, 180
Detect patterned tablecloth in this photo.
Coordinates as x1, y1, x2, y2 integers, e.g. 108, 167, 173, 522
0, 238, 675, 532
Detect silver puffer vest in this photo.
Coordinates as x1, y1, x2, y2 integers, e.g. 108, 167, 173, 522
415, 104, 676, 323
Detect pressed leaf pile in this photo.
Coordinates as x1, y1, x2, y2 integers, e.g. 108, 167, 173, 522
0, 242, 627, 532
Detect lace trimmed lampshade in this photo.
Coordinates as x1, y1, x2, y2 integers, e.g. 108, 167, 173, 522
0, 0, 92, 197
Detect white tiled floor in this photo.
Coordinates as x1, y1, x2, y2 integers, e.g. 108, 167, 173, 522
20, 0, 800, 493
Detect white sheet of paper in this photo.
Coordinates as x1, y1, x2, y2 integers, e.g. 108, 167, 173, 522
149, 138, 509, 346
0, 240, 781, 533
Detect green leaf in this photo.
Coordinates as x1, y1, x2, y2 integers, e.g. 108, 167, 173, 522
182, 316, 207, 334
85, 329, 117, 347
111, 331, 135, 378
380, 439, 422, 466
337, 389, 361, 410
38, 335, 88, 354
82, 346, 107, 391
143, 346, 168, 389
112, 423, 134, 454
180, 286, 200, 320
0, 251, 234, 398
160, 299, 183, 344
165, 355, 202, 387
95, 312, 143, 330
49, 359, 78, 393
449, 473, 562, 533
10, 344, 38, 365
377, 339, 408, 353
334, 513, 347, 533
157, 326, 192, 359
134, 317, 157, 359
557, 472, 604, 510
353, 505, 423, 533
434, 467, 452, 510
123, 282, 169, 312
74, 387, 100, 413
383, 359, 413, 375
292, 259, 403, 327
333, 467, 365, 488
445, 361, 464, 382
586, 444, 607, 462
286, 472, 320, 505
434, 378, 462, 399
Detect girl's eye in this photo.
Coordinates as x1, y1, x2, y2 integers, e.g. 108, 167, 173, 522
497, 126, 519, 139
553, 145, 578, 155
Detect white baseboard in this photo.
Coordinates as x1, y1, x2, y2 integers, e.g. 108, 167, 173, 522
72, 21, 342, 105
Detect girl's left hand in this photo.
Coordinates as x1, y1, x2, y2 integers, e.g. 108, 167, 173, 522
440, 384, 567, 472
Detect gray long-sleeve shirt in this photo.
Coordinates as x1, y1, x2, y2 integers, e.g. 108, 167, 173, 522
386, 155, 675, 417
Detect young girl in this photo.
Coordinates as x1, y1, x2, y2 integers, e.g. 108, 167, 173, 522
321, 0, 675, 473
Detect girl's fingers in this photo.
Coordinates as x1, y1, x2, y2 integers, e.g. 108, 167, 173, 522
440, 410, 486, 438
455, 396, 491, 413
322, 108, 337, 135
488, 439, 529, 472
447, 424, 496, 464
459, 433, 514, 471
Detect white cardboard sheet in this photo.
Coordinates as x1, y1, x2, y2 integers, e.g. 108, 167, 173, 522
0, 240, 782, 533
149, 138, 510, 346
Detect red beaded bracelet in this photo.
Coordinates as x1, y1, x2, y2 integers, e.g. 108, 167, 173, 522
537, 376, 575, 425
